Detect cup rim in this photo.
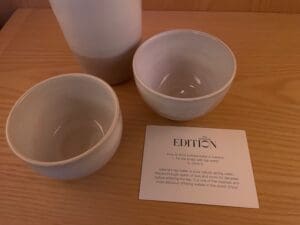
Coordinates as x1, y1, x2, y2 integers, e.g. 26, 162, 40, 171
6, 73, 120, 167
133, 29, 237, 102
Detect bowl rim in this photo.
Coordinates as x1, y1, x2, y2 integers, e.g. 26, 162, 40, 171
133, 29, 237, 102
6, 73, 121, 167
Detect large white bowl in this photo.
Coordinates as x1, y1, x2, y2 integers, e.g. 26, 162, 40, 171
133, 29, 237, 121
6, 73, 122, 180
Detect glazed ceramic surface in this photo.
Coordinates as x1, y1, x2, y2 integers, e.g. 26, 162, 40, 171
6, 73, 122, 179
49, 0, 142, 84
133, 29, 237, 121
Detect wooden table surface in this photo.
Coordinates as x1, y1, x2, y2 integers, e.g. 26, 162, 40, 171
0, 9, 300, 225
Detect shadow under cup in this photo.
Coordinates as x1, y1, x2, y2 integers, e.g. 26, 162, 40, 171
6, 75, 118, 164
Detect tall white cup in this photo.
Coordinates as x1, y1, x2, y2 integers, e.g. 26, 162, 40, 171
49, 0, 142, 85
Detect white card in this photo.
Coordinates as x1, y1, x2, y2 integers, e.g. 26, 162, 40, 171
139, 125, 259, 208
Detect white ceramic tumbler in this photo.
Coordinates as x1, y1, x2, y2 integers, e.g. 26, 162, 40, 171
49, 0, 142, 85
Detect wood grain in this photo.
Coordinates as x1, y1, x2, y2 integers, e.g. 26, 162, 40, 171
144, 0, 300, 12
0, 0, 14, 27
0, 9, 300, 225
2, 0, 300, 27
3, 0, 300, 12
20, 0, 300, 13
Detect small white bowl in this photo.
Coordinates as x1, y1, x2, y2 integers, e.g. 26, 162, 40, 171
133, 29, 237, 121
6, 73, 122, 180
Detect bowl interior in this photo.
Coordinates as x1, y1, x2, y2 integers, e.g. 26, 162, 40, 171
134, 30, 236, 98
7, 75, 117, 162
